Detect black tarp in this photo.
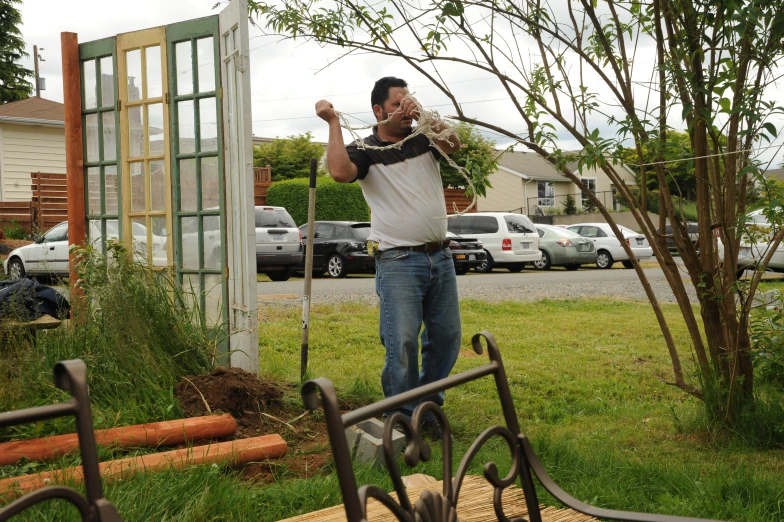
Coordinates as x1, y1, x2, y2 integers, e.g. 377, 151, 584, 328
0, 279, 70, 320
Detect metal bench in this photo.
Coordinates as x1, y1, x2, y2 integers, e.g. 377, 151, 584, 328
299, 332, 724, 522
0, 360, 123, 522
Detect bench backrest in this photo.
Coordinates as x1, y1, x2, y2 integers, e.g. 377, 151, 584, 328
302, 331, 724, 522
0, 360, 123, 522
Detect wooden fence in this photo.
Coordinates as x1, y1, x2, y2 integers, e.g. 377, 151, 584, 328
254, 166, 272, 206
31, 172, 68, 231
0, 201, 34, 233
444, 188, 477, 214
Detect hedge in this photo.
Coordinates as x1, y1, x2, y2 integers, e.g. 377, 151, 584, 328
266, 177, 370, 226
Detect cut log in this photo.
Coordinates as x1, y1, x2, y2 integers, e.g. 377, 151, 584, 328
0, 414, 237, 466
0, 434, 287, 501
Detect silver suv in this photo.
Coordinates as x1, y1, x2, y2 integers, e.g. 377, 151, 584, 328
255, 206, 303, 281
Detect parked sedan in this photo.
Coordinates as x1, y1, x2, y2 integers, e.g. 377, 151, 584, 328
737, 209, 784, 275
533, 224, 597, 270
566, 223, 653, 269
3, 220, 166, 280
446, 232, 486, 275
297, 221, 374, 278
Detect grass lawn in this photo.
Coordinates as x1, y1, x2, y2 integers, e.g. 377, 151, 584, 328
3, 298, 784, 520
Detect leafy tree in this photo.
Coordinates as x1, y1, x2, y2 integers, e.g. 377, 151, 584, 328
439, 122, 496, 196
253, 132, 326, 181
250, 0, 784, 430
620, 131, 697, 201
562, 194, 577, 215
0, 0, 32, 103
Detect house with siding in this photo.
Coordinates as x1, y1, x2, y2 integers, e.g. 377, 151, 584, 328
478, 149, 637, 215
0, 97, 65, 202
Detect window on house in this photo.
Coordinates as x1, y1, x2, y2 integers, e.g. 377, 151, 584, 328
581, 178, 597, 208
537, 181, 554, 207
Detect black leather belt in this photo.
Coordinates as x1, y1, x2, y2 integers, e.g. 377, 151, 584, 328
387, 240, 451, 254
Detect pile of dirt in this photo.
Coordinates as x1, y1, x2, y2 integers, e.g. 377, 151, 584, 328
174, 366, 285, 418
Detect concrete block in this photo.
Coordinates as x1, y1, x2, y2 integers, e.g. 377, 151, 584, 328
345, 418, 406, 467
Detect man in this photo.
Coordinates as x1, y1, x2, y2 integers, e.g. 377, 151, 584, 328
315, 76, 462, 431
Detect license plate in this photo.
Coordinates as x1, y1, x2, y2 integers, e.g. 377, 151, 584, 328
739, 247, 753, 258
271, 235, 285, 241
579, 244, 589, 251
455, 254, 466, 260
469, 254, 476, 261
636, 238, 643, 245
521, 243, 530, 249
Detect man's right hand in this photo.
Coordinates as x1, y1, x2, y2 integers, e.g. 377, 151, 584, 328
315, 100, 338, 124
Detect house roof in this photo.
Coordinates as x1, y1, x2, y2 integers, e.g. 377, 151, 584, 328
763, 168, 784, 181
496, 150, 569, 182
0, 97, 64, 124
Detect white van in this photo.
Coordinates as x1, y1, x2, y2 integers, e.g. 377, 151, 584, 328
446, 212, 541, 272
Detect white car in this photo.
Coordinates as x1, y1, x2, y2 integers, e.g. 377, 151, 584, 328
738, 209, 784, 275
566, 223, 653, 269
446, 212, 541, 272
3, 220, 166, 280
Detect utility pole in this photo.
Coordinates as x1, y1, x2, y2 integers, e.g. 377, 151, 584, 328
34, 45, 45, 97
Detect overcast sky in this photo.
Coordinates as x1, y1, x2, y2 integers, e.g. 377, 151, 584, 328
16, 0, 784, 170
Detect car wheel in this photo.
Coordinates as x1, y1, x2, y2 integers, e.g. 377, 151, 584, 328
7, 257, 25, 279
327, 254, 347, 278
596, 250, 614, 269
533, 250, 551, 270
267, 266, 293, 282
622, 260, 634, 269
564, 263, 581, 271
507, 263, 525, 273
737, 267, 748, 280
474, 251, 494, 273
454, 265, 469, 275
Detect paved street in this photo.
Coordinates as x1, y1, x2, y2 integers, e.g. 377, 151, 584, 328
258, 264, 700, 305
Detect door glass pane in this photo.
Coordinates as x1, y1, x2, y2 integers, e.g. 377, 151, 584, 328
145, 45, 162, 98
128, 105, 144, 157
105, 165, 118, 214
147, 103, 165, 156
203, 215, 221, 270
180, 159, 197, 211
201, 157, 219, 210
196, 37, 215, 93
83, 59, 97, 110
102, 112, 116, 162
182, 273, 200, 312
132, 216, 148, 262
126, 49, 142, 102
87, 167, 100, 215
130, 162, 145, 212
175, 41, 193, 96
150, 160, 166, 211
85, 113, 99, 163
199, 97, 218, 152
151, 215, 168, 267
100, 56, 114, 107
204, 273, 223, 326
181, 216, 199, 269
178, 100, 195, 154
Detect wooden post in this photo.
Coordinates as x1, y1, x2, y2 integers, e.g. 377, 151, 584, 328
61, 33, 85, 302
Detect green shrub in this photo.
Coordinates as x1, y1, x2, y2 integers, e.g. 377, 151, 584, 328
562, 195, 577, 215
267, 177, 370, 226
1, 219, 27, 240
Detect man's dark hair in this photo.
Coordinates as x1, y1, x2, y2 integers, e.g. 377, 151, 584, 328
371, 76, 408, 109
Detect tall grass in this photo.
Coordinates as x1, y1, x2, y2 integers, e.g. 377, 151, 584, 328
0, 242, 216, 440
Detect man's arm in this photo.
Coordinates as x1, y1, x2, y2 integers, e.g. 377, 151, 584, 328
316, 100, 358, 183
399, 95, 461, 154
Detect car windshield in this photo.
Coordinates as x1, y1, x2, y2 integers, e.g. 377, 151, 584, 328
350, 224, 371, 241
505, 214, 535, 233
255, 208, 295, 228
618, 226, 638, 236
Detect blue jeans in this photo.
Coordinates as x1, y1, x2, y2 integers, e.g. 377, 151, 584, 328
375, 248, 462, 417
